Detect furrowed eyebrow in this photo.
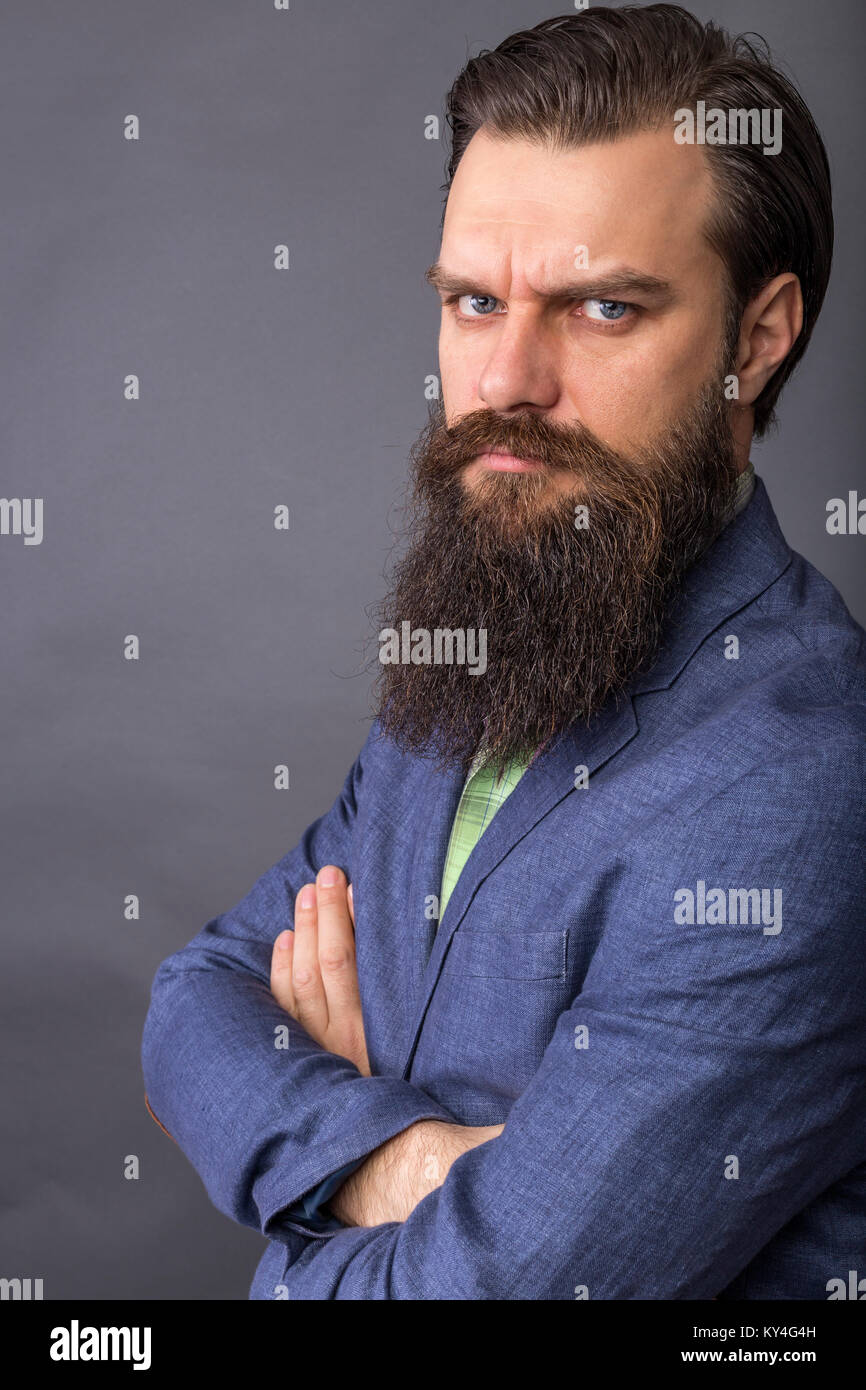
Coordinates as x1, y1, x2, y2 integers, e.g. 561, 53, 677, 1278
424, 261, 674, 304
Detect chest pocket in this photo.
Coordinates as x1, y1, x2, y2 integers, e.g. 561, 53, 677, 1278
448, 927, 569, 980
409, 925, 575, 1122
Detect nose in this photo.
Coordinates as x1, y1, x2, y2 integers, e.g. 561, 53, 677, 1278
476, 312, 560, 414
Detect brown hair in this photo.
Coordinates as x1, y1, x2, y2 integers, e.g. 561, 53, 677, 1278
442, 4, 833, 437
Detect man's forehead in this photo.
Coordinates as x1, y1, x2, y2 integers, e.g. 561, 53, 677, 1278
441, 127, 715, 283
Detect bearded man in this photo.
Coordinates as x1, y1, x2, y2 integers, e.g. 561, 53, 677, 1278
142, 5, 866, 1300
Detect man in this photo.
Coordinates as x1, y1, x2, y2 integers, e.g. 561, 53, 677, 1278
142, 5, 866, 1299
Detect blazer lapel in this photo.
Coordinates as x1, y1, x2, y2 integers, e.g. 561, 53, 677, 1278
402, 755, 466, 1003
401, 693, 640, 1075
629, 475, 792, 696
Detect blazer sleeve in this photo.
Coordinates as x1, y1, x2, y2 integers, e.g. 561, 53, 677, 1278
282, 1158, 366, 1233
140, 722, 456, 1241
265, 741, 866, 1296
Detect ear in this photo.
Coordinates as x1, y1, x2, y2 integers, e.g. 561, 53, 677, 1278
734, 273, 804, 408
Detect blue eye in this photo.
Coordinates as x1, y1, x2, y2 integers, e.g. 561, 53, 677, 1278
450, 293, 634, 326
457, 294, 503, 317
583, 299, 629, 321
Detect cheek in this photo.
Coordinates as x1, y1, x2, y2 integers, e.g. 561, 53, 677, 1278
564, 361, 664, 445
439, 355, 479, 419
564, 334, 716, 444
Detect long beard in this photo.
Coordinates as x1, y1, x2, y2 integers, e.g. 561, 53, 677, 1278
370, 375, 740, 774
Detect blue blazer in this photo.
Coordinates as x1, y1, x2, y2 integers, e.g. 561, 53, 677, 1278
142, 476, 866, 1299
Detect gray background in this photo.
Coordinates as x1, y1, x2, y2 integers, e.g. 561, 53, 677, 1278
1, 0, 862, 1300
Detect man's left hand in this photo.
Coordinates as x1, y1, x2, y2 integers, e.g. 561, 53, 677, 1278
270, 865, 371, 1077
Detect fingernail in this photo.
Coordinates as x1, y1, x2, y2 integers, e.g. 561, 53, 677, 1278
347, 883, 354, 902
297, 884, 315, 910
318, 865, 340, 887
275, 929, 293, 952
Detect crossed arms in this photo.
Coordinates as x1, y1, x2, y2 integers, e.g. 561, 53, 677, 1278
141, 732, 866, 1298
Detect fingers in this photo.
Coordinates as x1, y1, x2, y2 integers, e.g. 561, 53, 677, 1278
270, 927, 295, 1013
290, 881, 329, 1037
270, 869, 365, 1073
314, 866, 363, 1029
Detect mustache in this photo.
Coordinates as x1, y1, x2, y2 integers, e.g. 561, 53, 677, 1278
424, 407, 618, 477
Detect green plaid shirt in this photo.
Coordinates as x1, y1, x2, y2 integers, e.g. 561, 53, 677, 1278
438, 751, 533, 921
436, 461, 756, 925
